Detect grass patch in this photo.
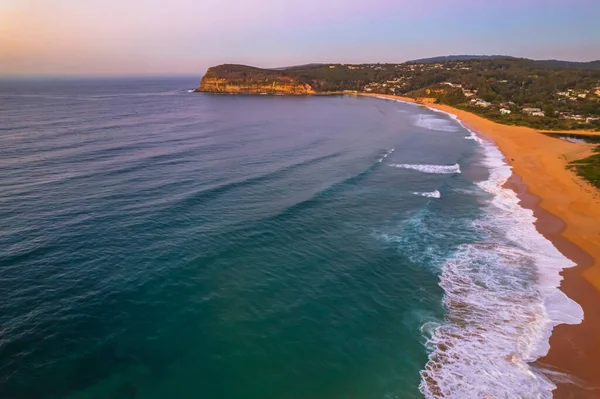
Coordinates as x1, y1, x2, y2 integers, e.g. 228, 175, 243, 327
569, 146, 600, 188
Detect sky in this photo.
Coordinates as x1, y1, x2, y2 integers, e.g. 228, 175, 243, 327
1, 0, 599, 76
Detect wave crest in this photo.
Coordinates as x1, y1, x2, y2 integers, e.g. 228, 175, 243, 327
413, 190, 441, 198
378, 148, 395, 163
413, 114, 461, 132
390, 163, 461, 174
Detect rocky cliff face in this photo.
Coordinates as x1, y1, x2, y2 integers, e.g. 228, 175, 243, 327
196, 66, 314, 95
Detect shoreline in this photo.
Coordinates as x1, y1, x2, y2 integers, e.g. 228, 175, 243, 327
361, 93, 600, 397
505, 175, 600, 397
195, 90, 600, 134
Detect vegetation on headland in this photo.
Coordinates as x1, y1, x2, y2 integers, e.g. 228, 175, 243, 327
198, 58, 600, 131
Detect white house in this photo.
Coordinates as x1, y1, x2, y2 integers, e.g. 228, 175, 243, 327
522, 107, 542, 115
475, 100, 492, 108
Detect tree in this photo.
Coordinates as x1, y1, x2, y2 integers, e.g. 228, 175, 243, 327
544, 103, 557, 118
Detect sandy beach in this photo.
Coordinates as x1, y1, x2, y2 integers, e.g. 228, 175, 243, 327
362, 93, 600, 397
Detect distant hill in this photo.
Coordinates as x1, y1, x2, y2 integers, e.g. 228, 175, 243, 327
533, 59, 600, 70
411, 55, 515, 63
411, 55, 600, 69
269, 57, 600, 71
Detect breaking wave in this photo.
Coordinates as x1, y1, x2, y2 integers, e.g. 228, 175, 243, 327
413, 114, 461, 132
390, 163, 461, 174
464, 130, 484, 143
378, 148, 395, 163
368, 95, 584, 398
413, 191, 441, 198
419, 124, 583, 399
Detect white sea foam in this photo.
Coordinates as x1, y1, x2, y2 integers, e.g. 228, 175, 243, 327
420, 105, 485, 144
413, 190, 441, 198
373, 96, 468, 134
464, 130, 484, 143
374, 96, 420, 107
373, 101, 582, 395
390, 163, 461, 174
367, 96, 583, 397
419, 130, 584, 399
378, 148, 395, 163
371, 98, 583, 395
413, 114, 461, 132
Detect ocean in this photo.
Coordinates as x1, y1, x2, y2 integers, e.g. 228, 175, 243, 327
0, 78, 582, 399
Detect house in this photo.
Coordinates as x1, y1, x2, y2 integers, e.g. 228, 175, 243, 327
530, 111, 545, 117
522, 107, 542, 115
474, 100, 492, 108
587, 117, 600, 124
595, 90, 600, 96
500, 109, 512, 115
578, 93, 587, 99
441, 82, 462, 88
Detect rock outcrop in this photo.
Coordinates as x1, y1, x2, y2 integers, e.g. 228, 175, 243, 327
197, 65, 314, 95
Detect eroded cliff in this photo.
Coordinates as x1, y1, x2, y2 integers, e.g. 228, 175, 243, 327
196, 64, 314, 95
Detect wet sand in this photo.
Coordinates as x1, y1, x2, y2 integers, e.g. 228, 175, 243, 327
361, 93, 600, 397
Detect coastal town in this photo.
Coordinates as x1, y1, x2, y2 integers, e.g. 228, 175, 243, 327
357, 60, 600, 127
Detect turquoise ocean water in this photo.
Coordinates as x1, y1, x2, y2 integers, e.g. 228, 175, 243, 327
0, 78, 582, 398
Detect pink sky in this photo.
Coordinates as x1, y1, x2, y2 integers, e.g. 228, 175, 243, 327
1, 0, 599, 76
